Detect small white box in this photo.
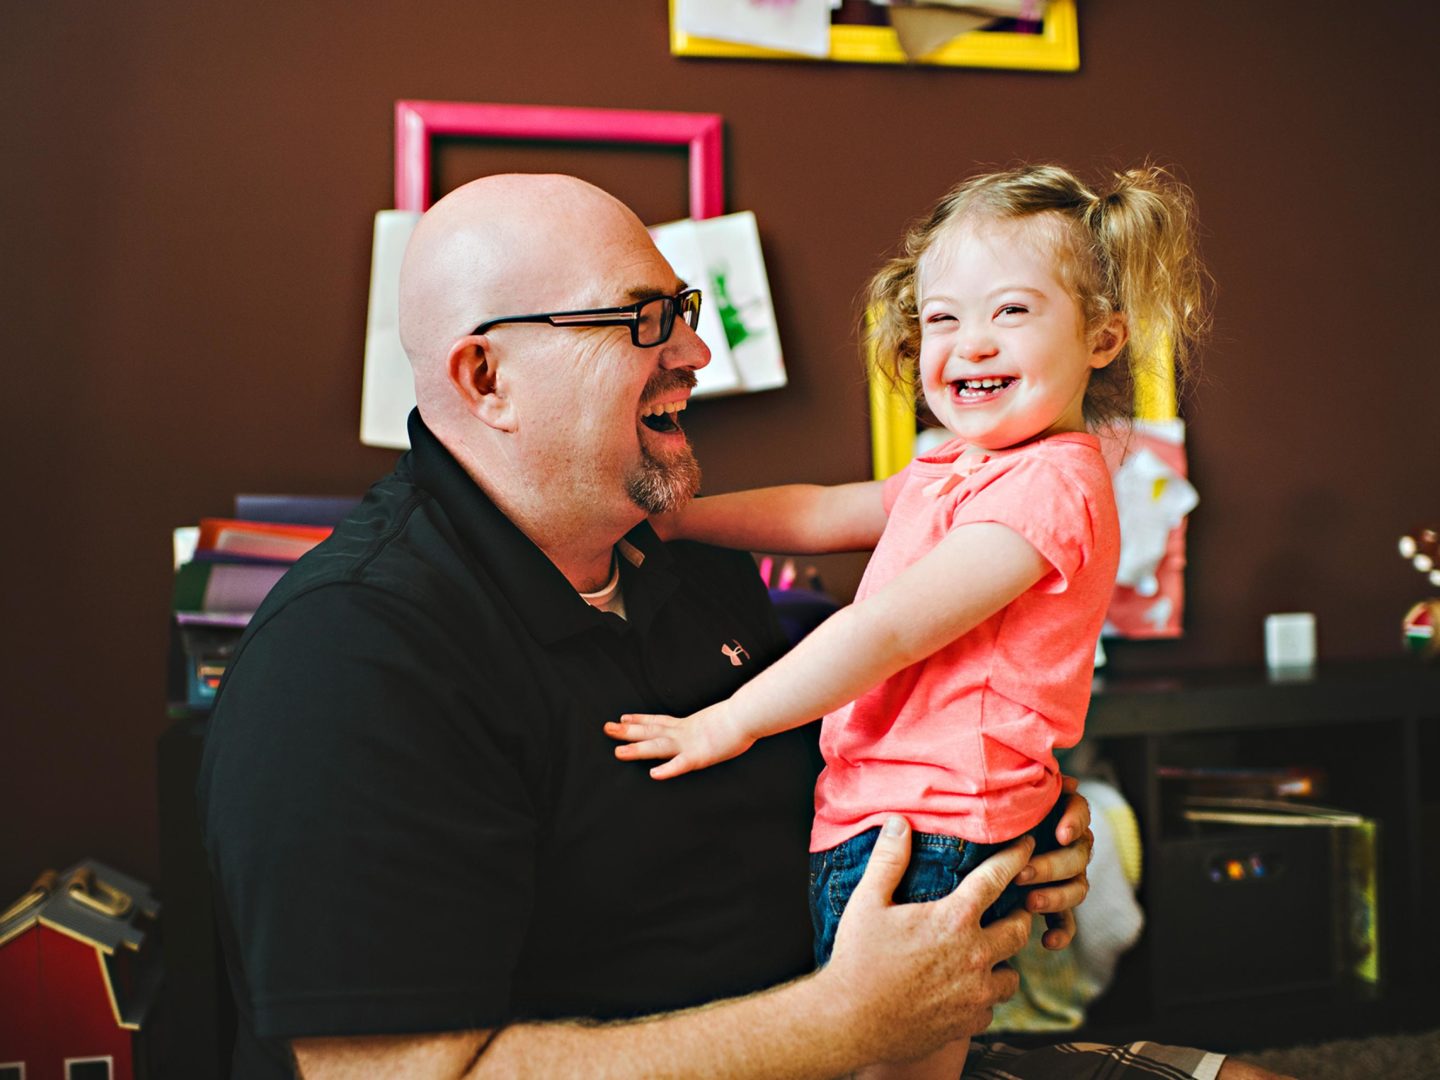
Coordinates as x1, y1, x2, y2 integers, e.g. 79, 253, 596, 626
1265, 612, 1317, 671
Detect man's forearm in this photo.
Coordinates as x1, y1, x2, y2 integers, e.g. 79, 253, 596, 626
476, 970, 866, 1080
297, 969, 875, 1080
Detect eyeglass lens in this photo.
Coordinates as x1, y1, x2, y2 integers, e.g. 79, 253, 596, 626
636, 292, 702, 346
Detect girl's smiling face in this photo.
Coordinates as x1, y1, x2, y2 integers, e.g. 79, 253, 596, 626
916, 215, 1125, 451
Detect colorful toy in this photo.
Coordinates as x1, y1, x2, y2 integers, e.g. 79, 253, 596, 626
1398, 525, 1440, 587
1403, 599, 1440, 660
0, 860, 162, 1080
1398, 525, 1440, 660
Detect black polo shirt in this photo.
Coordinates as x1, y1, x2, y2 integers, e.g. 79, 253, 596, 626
198, 412, 819, 1076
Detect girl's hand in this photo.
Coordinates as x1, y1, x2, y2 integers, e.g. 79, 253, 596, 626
604, 703, 755, 779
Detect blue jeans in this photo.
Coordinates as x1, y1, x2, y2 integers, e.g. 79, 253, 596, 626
808, 796, 1065, 968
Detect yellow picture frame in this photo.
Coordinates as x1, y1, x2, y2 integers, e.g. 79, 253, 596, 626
670, 1, 1079, 72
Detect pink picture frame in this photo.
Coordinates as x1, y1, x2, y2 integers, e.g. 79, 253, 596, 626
393, 100, 725, 219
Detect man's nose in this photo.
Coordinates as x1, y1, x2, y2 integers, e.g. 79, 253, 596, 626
661, 319, 711, 371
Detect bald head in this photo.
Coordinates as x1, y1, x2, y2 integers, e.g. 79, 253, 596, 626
398, 174, 651, 408
392, 173, 708, 581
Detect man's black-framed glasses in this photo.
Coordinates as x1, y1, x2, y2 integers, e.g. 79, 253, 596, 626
472, 288, 703, 348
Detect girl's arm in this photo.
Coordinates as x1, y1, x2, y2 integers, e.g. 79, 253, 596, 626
606, 520, 1052, 778
652, 481, 889, 554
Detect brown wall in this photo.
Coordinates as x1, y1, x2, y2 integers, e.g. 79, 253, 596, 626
4, 2, 1436, 898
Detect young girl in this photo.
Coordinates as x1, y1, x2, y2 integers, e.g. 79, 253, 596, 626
606, 163, 1209, 1078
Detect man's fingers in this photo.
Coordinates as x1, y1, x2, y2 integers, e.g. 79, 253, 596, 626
848, 816, 911, 909
1026, 867, 1089, 928
1040, 910, 1076, 950
988, 951, 1023, 1001
1055, 784, 1090, 846
1023, 824, 1092, 903
984, 905, 1033, 966
948, 835, 1035, 918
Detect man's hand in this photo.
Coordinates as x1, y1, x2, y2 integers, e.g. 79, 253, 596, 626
818, 815, 1034, 1066
604, 702, 755, 779
1016, 777, 1094, 949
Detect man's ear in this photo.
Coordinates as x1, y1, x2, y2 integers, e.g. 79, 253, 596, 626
1089, 312, 1129, 370
446, 336, 517, 431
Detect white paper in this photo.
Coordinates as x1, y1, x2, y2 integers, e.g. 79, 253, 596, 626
360, 210, 422, 450
697, 211, 788, 392
173, 525, 200, 571
650, 211, 787, 395
645, 220, 744, 398
1112, 446, 1199, 597
676, 0, 833, 57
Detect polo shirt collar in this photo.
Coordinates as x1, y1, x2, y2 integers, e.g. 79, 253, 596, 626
404, 409, 677, 644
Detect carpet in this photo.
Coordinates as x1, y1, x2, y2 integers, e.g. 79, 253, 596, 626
1242, 1028, 1440, 1079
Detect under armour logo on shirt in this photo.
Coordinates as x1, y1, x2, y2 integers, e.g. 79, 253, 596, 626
721, 640, 750, 667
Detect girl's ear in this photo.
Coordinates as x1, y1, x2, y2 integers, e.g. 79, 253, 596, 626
446, 336, 517, 431
1089, 312, 1129, 370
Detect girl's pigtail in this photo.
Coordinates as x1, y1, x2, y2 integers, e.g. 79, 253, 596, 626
1086, 166, 1212, 421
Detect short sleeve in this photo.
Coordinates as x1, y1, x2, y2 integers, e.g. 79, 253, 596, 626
950, 456, 1097, 593
882, 463, 913, 515
199, 584, 540, 1039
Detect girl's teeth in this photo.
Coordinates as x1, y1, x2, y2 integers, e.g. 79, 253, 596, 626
956, 377, 1011, 395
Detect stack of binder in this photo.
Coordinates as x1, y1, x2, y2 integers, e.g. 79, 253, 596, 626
171, 495, 357, 710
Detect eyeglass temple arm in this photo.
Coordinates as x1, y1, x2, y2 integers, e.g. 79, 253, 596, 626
547, 311, 638, 327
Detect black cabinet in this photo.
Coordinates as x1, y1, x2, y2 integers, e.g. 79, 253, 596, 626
1075, 659, 1440, 1050
156, 715, 234, 1080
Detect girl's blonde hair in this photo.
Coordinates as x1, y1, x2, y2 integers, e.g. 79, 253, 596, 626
866, 163, 1212, 428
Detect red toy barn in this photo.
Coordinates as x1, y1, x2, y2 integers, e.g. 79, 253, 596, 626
0, 861, 162, 1080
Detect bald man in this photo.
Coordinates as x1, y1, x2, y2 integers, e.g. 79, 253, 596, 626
199, 175, 1282, 1080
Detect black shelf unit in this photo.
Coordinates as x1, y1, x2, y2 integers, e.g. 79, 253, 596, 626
1071, 658, 1440, 1052
156, 711, 234, 1080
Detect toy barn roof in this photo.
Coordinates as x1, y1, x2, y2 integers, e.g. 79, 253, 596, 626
0, 858, 159, 954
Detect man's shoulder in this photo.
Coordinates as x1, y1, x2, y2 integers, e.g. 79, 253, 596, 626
203, 475, 540, 767
255, 474, 481, 626
662, 539, 776, 616
663, 537, 763, 580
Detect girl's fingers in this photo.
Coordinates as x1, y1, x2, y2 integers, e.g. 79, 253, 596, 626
604, 715, 677, 742
613, 737, 676, 761
605, 720, 655, 741
650, 756, 693, 780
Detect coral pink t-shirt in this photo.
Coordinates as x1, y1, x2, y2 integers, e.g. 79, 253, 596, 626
810, 432, 1119, 850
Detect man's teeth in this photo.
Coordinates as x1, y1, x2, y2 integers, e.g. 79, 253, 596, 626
640, 398, 688, 433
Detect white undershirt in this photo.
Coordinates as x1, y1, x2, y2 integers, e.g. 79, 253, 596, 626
578, 554, 627, 620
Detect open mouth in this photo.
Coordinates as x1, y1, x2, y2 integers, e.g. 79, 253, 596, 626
641, 398, 688, 434
952, 376, 1016, 400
